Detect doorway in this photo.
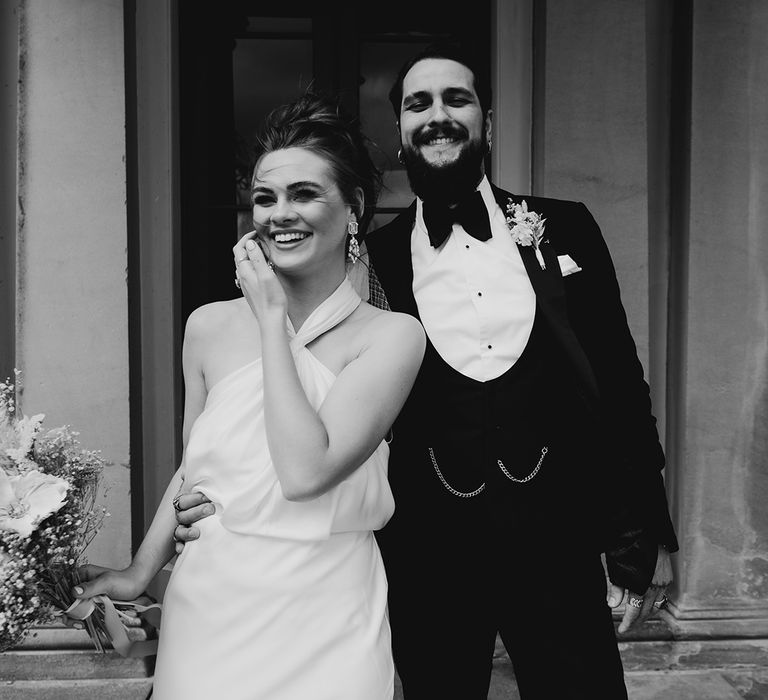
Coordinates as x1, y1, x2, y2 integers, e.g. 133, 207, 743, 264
177, 1, 491, 322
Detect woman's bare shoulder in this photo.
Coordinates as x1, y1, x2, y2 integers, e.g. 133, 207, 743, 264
356, 304, 425, 356
183, 298, 249, 345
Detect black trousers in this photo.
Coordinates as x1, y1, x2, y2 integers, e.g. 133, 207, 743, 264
380, 497, 628, 700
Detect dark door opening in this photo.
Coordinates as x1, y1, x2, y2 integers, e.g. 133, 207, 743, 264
177, 1, 489, 323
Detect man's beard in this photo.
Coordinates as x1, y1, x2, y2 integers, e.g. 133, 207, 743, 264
401, 128, 487, 205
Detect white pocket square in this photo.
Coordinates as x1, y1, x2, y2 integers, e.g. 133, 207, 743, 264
557, 254, 582, 277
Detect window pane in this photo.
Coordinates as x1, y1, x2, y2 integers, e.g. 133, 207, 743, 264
244, 17, 312, 33
233, 35, 313, 232
360, 41, 431, 211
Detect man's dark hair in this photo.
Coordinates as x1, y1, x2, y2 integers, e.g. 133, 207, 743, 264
387, 40, 492, 119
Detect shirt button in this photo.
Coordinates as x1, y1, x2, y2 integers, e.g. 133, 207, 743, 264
477, 292, 482, 297
465, 245, 470, 249
487, 344, 493, 349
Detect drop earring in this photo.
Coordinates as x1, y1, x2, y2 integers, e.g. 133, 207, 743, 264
347, 219, 360, 264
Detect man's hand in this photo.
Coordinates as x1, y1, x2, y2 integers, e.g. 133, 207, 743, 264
607, 546, 672, 633
173, 492, 215, 554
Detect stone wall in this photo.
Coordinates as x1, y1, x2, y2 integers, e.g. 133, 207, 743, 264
677, 0, 768, 620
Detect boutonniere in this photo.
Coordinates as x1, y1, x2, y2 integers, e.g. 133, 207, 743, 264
505, 199, 547, 270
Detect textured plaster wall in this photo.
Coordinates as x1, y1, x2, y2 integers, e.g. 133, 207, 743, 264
537, 0, 650, 370
680, 0, 768, 610
15, 0, 130, 569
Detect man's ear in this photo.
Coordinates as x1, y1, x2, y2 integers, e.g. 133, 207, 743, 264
484, 109, 493, 145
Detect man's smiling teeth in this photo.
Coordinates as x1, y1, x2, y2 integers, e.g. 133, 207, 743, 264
272, 231, 310, 243
426, 136, 458, 146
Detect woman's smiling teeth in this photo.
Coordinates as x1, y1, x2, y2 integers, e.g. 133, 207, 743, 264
272, 231, 311, 244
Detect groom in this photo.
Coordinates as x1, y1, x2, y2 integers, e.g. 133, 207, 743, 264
363, 41, 678, 699
175, 41, 678, 698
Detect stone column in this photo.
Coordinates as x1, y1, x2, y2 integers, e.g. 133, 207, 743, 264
15, 0, 131, 568
668, 0, 768, 639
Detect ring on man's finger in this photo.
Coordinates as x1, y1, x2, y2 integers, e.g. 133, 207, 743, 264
653, 595, 668, 609
172, 495, 182, 512
628, 596, 644, 609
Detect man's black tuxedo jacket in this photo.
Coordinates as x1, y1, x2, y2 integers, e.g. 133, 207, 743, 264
366, 184, 679, 591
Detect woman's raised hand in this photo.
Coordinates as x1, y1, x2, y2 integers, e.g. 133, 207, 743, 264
233, 231, 287, 326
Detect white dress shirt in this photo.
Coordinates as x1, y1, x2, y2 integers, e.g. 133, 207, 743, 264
411, 176, 536, 381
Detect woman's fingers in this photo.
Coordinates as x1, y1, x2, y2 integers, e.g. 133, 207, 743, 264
245, 239, 269, 274
246, 238, 275, 272
72, 568, 146, 602
240, 238, 278, 295
233, 230, 258, 292
232, 229, 258, 263
73, 569, 112, 599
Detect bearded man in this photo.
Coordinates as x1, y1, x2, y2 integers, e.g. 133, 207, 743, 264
363, 40, 678, 699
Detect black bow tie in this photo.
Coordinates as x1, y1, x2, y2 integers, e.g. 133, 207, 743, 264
422, 190, 492, 248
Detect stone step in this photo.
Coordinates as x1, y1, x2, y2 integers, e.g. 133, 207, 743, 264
3, 661, 767, 699
0, 650, 153, 682
11, 624, 113, 651
0, 623, 155, 682
0, 678, 153, 700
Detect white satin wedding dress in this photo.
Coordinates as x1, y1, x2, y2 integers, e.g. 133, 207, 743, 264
151, 278, 395, 700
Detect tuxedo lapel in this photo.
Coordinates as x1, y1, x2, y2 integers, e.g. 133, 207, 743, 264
492, 186, 601, 409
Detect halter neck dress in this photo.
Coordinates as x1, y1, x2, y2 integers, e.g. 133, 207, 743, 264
151, 278, 395, 699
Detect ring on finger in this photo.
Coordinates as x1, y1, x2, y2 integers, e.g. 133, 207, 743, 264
172, 495, 182, 512
628, 596, 644, 609
653, 595, 668, 609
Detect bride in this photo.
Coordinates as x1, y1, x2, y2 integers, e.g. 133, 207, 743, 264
75, 93, 425, 699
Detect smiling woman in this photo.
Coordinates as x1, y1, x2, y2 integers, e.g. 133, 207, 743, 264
75, 93, 426, 700
249, 148, 356, 275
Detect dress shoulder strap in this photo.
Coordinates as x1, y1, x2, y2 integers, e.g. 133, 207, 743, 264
287, 277, 361, 349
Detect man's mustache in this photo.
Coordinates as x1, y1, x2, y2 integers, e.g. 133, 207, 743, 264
413, 124, 468, 146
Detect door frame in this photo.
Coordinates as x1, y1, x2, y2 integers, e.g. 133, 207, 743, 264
128, 0, 183, 543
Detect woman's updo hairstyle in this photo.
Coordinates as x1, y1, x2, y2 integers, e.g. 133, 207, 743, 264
253, 92, 383, 240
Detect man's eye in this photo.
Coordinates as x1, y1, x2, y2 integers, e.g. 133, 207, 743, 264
405, 101, 428, 112
448, 98, 471, 107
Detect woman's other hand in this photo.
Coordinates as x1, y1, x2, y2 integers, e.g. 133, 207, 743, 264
73, 563, 148, 602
